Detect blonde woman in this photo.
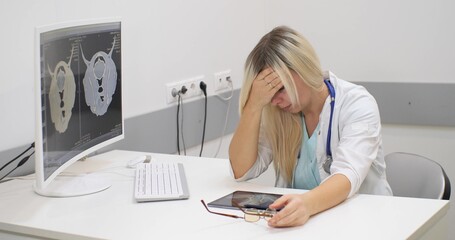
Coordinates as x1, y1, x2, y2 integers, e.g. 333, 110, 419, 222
229, 26, 392, 228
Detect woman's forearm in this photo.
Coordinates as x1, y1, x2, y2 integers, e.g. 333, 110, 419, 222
304, 174, 351, 216
228, 106, 263, 178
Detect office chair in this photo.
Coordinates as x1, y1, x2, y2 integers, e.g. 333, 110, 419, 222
384, 152, 451, 200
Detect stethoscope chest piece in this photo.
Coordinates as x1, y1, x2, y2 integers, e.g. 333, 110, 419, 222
323, 156, 332, 174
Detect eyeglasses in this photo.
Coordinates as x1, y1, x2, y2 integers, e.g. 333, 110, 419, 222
200, 199, 277, 222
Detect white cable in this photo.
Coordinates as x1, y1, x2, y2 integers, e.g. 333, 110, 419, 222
213, 81, 234, 158
180, 94, 186, 155
215, 80, 234, 101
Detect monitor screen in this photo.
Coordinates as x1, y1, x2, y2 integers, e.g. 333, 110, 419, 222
34, 19, 123, 197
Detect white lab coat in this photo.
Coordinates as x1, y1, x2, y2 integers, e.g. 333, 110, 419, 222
235, 71, 392, 197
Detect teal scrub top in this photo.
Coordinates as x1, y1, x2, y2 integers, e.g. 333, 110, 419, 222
293, 118, 321, 190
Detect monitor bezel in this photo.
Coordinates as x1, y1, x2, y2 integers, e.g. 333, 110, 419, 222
34, 18, 124, 194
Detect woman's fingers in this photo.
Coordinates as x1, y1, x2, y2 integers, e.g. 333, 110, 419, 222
267, 194, 311, 228
255, 67, 274, 82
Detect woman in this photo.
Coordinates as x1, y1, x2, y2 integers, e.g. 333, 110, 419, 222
229, 26, 392, 228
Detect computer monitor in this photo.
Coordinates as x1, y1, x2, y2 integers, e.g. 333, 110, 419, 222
34, 19, 123, 197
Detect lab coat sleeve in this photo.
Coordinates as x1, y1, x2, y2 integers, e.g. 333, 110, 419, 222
231, 129, 273, 182
330, 90, 382, 198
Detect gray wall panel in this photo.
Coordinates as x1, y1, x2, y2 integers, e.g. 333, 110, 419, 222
357, 82, 455, 127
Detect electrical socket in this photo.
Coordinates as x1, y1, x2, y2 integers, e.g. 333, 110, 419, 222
166, 75, 204, 104
213, 70, 231, 92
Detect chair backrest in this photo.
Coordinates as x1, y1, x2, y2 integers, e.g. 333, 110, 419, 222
385, 152, 451, 200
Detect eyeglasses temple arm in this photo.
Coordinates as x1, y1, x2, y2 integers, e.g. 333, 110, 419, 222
201, 200, 244, 219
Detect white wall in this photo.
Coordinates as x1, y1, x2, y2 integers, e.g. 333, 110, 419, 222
0, 0, 266, 151
265, 0, 455, 84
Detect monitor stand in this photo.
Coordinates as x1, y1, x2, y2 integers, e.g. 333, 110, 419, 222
33, 174, 111, 197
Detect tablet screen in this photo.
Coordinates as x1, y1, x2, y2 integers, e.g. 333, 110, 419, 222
207, 190, 282, 210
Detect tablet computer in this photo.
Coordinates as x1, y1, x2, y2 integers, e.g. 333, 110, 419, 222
207, 190, 282, 210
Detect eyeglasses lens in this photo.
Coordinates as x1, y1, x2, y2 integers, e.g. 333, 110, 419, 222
244, 213, 260, 222
243, 209, 276, 222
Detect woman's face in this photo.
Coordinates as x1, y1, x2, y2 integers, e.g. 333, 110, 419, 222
270, 70, 312, 113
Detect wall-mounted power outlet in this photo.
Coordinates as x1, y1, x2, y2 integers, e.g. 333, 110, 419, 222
166, 75, 204, 104
213, 70, 231, 92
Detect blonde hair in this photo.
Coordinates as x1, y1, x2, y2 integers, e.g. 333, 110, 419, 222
239, 26, 323, 184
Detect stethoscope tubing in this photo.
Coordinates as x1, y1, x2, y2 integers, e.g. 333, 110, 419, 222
323, 79, 336, 174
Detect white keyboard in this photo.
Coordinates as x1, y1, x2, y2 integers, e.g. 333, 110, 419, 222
134, 162, 189, 202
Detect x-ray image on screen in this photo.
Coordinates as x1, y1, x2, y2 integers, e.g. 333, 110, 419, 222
47, 47, 76, 133
34, 20, 123, 197
81, 37, 118, 116
39, 22, 122, 180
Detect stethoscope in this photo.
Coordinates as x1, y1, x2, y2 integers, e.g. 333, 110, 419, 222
322, 79, 336, 174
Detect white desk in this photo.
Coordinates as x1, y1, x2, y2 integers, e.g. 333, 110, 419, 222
0, 150, 449, 240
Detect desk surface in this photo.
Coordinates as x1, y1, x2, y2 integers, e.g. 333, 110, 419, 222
0, 150, 449, 240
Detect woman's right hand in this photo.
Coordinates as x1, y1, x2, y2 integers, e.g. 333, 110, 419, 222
245, 68, 283, 112
229, 68, 283, 178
